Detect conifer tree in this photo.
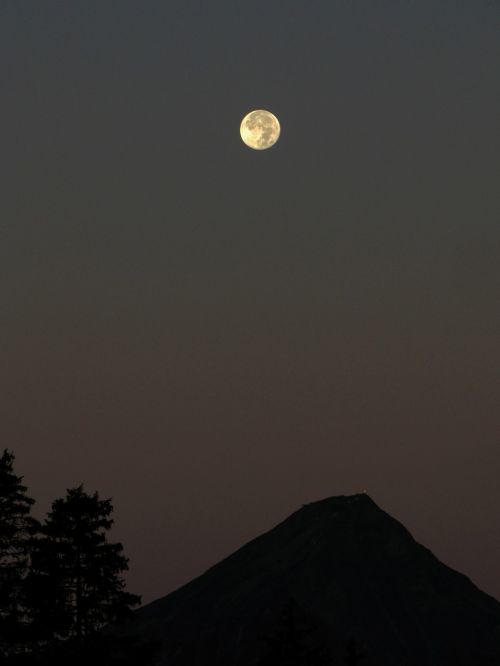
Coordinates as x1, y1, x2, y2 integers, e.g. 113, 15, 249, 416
26, 485, 140, 645
258, 598, 331, 666
344, 637, 364, 665
0, 449, 35, 656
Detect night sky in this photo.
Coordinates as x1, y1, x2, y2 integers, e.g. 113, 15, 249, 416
1, 1, 499, 605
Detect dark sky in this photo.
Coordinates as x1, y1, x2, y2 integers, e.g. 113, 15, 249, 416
1, 0, 499, 605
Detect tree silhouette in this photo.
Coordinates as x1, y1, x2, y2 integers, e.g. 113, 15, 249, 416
258, 597, 331, 666
0, 449, 35, 657
344, 637, 364, 665
26, 485, 140, 645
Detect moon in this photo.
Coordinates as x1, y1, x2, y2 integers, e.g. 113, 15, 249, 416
240, 110, 281, 150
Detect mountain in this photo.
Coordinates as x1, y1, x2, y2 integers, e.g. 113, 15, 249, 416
121, 494, 500, 665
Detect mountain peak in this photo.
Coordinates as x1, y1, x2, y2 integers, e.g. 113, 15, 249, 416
125, 494, 500, 666
297, 492, 379, 516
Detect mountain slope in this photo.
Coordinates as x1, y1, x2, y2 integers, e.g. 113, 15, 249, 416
124, 494, 500, 665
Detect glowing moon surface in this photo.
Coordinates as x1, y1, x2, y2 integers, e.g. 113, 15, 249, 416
240, 110, 281, 150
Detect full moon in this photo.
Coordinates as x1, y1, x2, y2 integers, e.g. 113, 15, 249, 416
240, 110, 281, 150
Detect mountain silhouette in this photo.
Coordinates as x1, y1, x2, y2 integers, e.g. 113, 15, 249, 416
121, 494, 500, 665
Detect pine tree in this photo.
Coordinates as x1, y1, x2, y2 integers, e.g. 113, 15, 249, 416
258, 598, 331, 666
26, 485, 140, 645
344, 637, 364, 665
0, 449, 35, 656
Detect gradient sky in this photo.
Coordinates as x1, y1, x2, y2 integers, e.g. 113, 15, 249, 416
1, 0, 499, 605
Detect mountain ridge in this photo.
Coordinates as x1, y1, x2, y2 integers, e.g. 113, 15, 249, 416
123, 494, 500, 665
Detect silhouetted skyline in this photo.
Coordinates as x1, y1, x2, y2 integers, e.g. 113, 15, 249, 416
1, 1, 499, 604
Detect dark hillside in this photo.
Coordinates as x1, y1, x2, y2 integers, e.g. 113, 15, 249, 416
121, 495, 500, 665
